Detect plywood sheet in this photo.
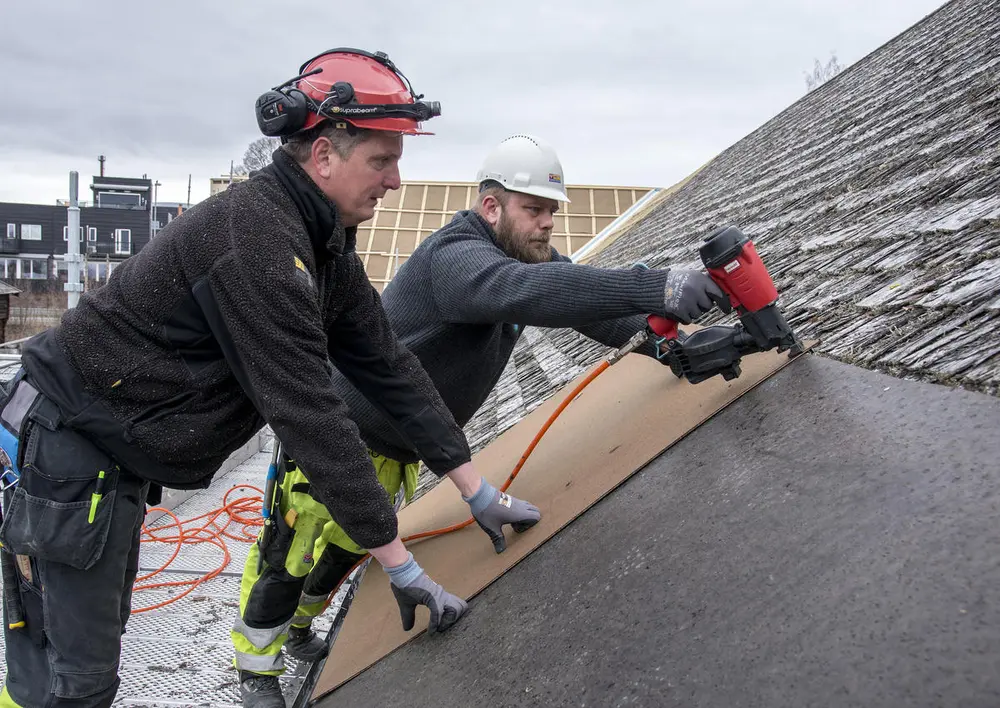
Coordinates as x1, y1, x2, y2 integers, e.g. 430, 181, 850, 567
314, 343, 814, 700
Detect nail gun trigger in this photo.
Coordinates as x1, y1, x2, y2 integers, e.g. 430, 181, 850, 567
652, 325, 688, 361
652, 332, 669, 360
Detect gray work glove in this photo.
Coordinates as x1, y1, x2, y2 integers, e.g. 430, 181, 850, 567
662, 269, 732, 324
464, 478, 541, 554
386, 553, 468, 633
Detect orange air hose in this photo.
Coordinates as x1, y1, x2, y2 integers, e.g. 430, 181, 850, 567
400, 359, 611, 543
321, 358, 613, 611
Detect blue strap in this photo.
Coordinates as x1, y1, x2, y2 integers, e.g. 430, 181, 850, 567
0, 421, 19, 487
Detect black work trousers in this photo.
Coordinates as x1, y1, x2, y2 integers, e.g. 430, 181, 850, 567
1, 376, 149, 707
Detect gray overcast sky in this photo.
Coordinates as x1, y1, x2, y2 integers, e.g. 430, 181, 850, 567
0, 0, 945, 206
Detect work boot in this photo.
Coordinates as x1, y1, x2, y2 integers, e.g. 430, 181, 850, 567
239, 670, 285, 708
284, 625, 328, 663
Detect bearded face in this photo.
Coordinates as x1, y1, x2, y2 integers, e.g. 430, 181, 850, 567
490, 192, 559, 264
494, 209, 551, 263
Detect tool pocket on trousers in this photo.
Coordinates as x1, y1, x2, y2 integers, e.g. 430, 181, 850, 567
0, 422, 118, 571
18, 568, 47, 649
262, 509, 294, 572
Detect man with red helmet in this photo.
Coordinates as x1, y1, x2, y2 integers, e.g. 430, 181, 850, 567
223, 49, 535, 708
0, 49, 532, 708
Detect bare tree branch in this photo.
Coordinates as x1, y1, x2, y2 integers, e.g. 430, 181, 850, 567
239, 137, 281, 173
804, 52, 843, 91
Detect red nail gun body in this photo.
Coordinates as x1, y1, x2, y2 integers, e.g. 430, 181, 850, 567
646, 226, 803, 384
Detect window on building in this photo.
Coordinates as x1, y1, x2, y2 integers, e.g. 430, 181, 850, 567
5, 224, 15, 240
88, 226, 97, 242
98, 192, 142, 209
21, 224, 41, 241
63, 226, 84, 241
114, 228, 132, 255
14, 258, 48, 279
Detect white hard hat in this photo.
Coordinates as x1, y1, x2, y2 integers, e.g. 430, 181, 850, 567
475, 134, 570, 203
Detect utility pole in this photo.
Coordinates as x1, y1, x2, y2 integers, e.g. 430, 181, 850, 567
65, 172, 83, 308
151, 180, 161, 238
187, 174, 192, 207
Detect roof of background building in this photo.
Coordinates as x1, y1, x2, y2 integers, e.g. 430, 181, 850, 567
91, 176, 152, 190
459, 0, 1000, 457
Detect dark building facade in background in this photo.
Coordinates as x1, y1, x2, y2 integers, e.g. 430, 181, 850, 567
0, 173, 189, 285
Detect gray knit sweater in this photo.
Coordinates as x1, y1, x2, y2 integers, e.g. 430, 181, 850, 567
331, 209, 670, 465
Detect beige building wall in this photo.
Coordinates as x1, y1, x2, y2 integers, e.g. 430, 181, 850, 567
209, 173, 249, 196
358, 181, 652, 291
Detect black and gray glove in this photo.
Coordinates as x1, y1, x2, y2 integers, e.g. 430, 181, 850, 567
386, 552, 468, 633
662, 269, 731, 324
464, 478, 541, 554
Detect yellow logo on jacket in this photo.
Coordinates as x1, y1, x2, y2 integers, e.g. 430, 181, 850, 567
293, 256, 315, 289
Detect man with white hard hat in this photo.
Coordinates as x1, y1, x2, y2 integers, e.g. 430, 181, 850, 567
235, 134, 728, 684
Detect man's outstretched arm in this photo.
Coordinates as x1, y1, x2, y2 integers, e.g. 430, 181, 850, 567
430, 235, 726, 328
547, 252, 666, 359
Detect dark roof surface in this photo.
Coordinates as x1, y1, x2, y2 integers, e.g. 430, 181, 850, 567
454, 0, 1000, 463
323, 357, 1000, 708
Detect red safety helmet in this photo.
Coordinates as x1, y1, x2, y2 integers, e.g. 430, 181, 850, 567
255, 48, 441, 138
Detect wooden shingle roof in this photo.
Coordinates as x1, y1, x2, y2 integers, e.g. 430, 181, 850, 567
459, 0, 1000, 458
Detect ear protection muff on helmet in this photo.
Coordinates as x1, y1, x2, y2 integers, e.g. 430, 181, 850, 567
255, 87, 311, 138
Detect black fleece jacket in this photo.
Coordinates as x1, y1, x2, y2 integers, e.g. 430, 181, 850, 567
20, 150, 470, 548
330, 209, 670, 464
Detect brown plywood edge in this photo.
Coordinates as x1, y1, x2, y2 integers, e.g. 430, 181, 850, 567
314, 340, 816, 701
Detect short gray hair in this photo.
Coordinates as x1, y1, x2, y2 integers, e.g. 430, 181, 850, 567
280, 120, 373, 163
475, 180, 512, 209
